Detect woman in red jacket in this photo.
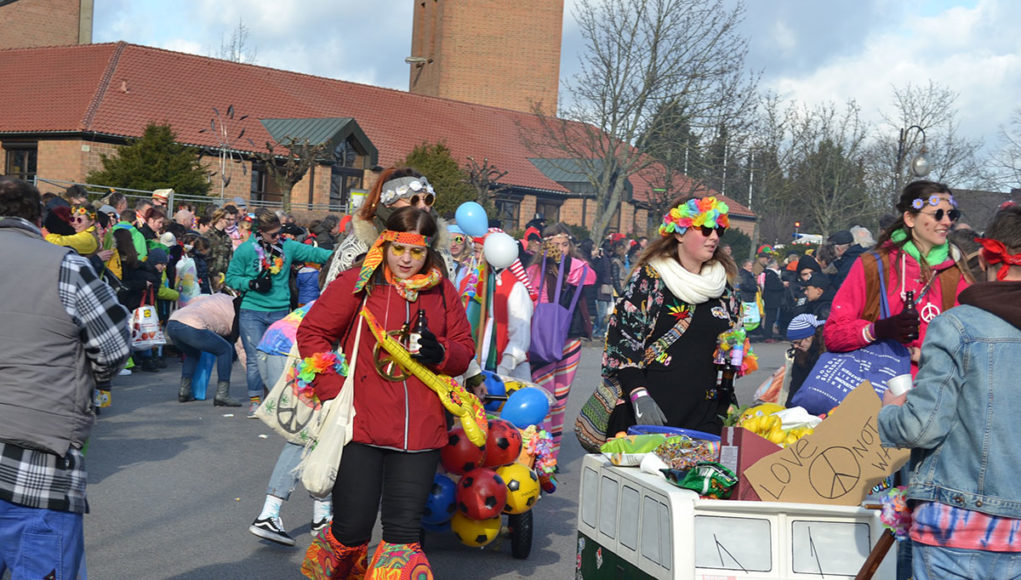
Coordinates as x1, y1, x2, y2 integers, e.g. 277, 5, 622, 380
298, 207, 475, 579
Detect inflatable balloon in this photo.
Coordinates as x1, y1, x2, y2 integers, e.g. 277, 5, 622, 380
483, 232, 518, 269
456, 468, 507, 520
500, 387, 550, 429
483, 419, 523, 468
451, 512, 501, 547
497, 463, 541, 514
455, 202, 489, 238
422, 474, 458, 525
421, 520, 450, 533
482, 371, 506, 412
440, 427, 487, 475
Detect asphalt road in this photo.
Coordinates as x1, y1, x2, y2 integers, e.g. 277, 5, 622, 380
81, 339, 789, 579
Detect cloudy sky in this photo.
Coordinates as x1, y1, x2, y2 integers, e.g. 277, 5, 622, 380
93, 0, 1020, 149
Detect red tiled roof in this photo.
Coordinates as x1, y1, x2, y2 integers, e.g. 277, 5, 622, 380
0, 42, 754, 218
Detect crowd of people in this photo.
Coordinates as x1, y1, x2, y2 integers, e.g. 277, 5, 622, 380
4, 171, 1020, 579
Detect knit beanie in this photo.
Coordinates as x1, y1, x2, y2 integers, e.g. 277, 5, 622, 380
787, 313, 822, 341
147, 248, 169, 265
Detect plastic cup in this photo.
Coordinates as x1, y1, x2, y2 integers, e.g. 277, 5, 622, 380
886, 374, 913, 396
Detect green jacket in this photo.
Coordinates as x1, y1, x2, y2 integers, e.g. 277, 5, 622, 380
226, 237, 332, 312
107, 222, 148, 259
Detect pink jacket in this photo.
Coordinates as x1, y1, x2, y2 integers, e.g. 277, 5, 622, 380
825, 245, 969, 374
168, 293, 235, 336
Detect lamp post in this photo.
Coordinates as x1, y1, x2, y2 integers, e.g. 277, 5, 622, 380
894, 125, 930, 200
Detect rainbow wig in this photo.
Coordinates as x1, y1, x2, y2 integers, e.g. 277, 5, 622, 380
659, 196, 730, 237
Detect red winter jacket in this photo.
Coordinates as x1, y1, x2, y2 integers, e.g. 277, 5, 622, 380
297, 269, 475, 451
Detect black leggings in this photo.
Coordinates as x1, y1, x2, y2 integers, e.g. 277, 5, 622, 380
331, 443, 440, 545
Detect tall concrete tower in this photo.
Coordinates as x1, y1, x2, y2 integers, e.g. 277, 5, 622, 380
408, 0, 564, 114
0, 0, 93, 50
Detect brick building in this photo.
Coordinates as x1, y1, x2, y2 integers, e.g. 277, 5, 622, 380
408, 0, 563, 115
0, 0, 92, 50
0, 41, 755, 236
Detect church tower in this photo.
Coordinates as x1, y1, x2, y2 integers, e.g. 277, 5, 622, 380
408, 0, 564, 114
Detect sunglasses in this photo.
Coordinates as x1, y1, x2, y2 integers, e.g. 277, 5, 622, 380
72, 216, 89, 224
698, 225, 726, 237
390, 244, 427, 259
410, 193, 435, 207
919, 208, 961, 222
451, 234, 466, 244
263, 229, 281, 238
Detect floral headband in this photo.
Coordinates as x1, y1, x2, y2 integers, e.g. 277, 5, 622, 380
70, 205, 96, 220
379, 176, 436, 206
975, 237, 1021, 280
911, 193, 957, 211
354, 229, 434, 293
659, 196, 730, 236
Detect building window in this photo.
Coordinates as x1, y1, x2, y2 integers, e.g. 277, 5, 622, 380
535, 199, 560, 223
250, 161, 268, 200
4, 142, 37, 181
494, 198, 520, 229
330, 139, 364, 210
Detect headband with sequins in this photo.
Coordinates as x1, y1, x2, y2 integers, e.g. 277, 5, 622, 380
379, 176, 436, 207
659, 196, 729, 236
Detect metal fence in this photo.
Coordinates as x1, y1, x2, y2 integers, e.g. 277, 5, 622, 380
33, 177, 348, 216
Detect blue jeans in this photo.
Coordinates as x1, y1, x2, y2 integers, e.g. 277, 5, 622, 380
238, 309, 287, 398
267, 442, 305, 500
913, 542, 1021, 579
0, 498, 84, 579
166, 320, 233, 382
594, 299, 612, 337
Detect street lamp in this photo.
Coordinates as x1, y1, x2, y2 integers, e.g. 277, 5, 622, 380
897, 125, 930, 179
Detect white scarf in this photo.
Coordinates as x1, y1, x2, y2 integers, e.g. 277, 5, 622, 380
648, 256, 727, 304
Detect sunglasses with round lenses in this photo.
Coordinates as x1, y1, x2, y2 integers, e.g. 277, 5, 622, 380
390, 244, 427, 259
920, 208, 961, 222
698, 225, 726, 237
409, 193, 435, 207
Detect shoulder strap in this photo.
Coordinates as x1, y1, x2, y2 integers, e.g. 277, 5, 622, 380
861, 251, 891, 322
566, 264, 588, 313
939, 265, 960, 312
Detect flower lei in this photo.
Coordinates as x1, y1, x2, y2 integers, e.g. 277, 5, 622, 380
659, 196, 730, 237
254, 242, 284, 275
294, 349, 349, 399
520, 425, 557, 475
879, 486, 912, 541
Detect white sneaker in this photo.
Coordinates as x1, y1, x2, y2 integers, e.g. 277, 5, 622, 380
118, 368, 132, 376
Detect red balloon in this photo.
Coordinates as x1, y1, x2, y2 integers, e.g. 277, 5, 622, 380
482, 419, 523, 468
440, 427, 486, 475
456, 467, 507, 520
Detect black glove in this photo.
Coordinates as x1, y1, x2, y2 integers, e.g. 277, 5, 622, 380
629, 387, 667, 426
248, 273, 272, 293
413, 327, 445, 366
873, 309, 920, 343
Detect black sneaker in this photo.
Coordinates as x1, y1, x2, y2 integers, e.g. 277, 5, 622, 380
249, 516, 295, 546
311, 517, 332, 535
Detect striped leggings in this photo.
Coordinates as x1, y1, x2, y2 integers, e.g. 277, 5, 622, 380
530, 338, 583, 459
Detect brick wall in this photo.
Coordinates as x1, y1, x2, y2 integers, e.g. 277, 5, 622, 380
37, 140, 86, 190
0, 0, 90, 50
409, 0, 563, 113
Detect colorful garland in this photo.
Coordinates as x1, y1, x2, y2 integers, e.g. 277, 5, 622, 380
254, 243, 284, 275
294, 350, 349, 398
659, 196, 730, 237
879, 486, 912, 541
715, 327, 759, 376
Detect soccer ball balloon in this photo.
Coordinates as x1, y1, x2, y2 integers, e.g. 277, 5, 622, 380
451, 512, 501, 547
422, 473, 457, 525
440, 427, 486, 475
456, 467, 507, 520
482, 419, 523, 468
496, 463, 541, 514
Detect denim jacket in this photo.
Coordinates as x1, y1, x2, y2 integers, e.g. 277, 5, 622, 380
878, 303, 1021, 519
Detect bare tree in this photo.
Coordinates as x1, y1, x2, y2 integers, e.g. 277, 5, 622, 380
863, 81, 988, 204
464, 156, 508, 211
524, 0, 757, 241
218, 18, 258, 64
990, 107, 1021, 191
253, 137, 327, 212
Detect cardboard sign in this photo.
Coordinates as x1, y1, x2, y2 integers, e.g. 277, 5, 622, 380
719, 427, 782, 501
743, 382, 909, 506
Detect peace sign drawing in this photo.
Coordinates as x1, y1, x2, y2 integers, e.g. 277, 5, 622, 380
808, 447, 862, 499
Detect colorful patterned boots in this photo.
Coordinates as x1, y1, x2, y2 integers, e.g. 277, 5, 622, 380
301, 527, 368, 580
365, 541, 433, 580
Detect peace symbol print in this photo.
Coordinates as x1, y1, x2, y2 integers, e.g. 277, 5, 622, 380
808, 447, 861, 499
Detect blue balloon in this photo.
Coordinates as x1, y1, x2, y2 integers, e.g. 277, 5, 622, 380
500, 387, 550, 429
455, 202, 489, 238
421, 520, 451, 533
422, 474, 457, 525
482, 371, 506, 412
